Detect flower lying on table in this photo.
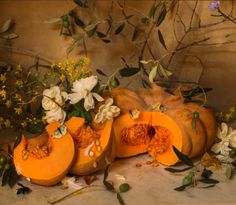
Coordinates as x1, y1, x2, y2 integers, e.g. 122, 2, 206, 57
211, 122, 236, 162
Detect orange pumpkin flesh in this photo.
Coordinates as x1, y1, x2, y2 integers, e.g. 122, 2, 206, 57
113, 112, 152, 158
66, 117, 114, 175
13, 122, 76, 186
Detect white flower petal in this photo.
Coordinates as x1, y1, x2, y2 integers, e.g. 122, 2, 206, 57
68, 91, 86, 104
84, 93, 95, 111
92, 92, 104, 102
105, 98, 114, 107
220, 122, 228, 139
82, 76, 98, 91
211, 142, 223, 154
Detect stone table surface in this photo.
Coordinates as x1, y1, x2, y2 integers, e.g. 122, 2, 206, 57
0, 153, 236, 205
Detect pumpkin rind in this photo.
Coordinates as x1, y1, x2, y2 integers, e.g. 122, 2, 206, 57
13, 122, 76, 186
66, 117, 114, 175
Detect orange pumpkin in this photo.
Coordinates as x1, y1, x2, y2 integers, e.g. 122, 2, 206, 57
13, 122, 76, 186
112, 85, 217, 165
66, 117, 115, 175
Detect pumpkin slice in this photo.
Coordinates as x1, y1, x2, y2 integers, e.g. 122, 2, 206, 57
13, 122, 76, 186
113, 112, 152, 158
149, 112, 182, 166
66, 117, 114, 175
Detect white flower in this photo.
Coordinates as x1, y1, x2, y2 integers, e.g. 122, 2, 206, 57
94, 98, 120, 123
43, 107, 66, 124
42, 86, 67, 124
211, 123, 236, 160
42, 86, 67, 110
68, 76, 104, 111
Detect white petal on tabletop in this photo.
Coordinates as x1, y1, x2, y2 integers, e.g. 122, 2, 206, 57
220, 122, 228, 139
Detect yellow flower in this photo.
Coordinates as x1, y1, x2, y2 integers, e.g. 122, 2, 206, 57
79, 56, 90, 66
16, 80, 23, 88
0, 74, 6, 83
21, 121, 27, 128
0, 89, 6, 100
16, 64, 22, 72
60, 74, 66, 81
5, 100, 12, 108
14, 107, 22, 115
4, 119, 11, 128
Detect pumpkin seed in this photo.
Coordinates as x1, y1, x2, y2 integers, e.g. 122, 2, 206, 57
97, 146, 102, 152
22, 154, 28, 161
93, 161, 97, 168
95, 138, 100, 146
88, 151, 95, 157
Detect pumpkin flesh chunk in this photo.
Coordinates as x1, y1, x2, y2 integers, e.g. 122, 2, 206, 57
113, 112, 152, 157
66, 117, 113, 175
150, 112, 182, 166
13, 122, 75, 186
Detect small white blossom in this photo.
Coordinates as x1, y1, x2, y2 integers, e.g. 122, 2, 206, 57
211, 123, 236, 161
68, 76, 104, 111
43, 107, 66, 124
94, 98, 120, 123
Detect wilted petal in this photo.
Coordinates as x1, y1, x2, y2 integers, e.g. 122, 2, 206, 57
220, 122, 228, 140
229, 131, 236, 148
84, 93, 95, 111
105, 98, 114, 107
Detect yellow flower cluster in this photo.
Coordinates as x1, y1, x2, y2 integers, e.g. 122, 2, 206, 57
50, 57, 91, 82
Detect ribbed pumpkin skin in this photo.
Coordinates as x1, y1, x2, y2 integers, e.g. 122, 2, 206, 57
112, 85, 217, 165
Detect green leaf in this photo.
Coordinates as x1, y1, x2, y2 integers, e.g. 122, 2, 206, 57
73, 0, 89, 7
87, 25, 97, 37
158, 63, 172, 79
44, 17, 62, 24
201, 168, 213, 179
81, 110, 92, 122
102, 39, 111, 43
149, 65, 157, 83
132, 27, 140, 41
96, 31, 106, 38
13, 134, 22, 150
1, 33, 18, 39
172, 146, 194, 167
68, 110, 81, 119
104, 165, 109, 181
149, 4, 157, 18
2, 169, 10, 186
0, 19, 12, 33
74, 16, 85, 28
199, 178, 219, 184
67, 33, 84, 54
117, 193, 126, 205
165, 166, 193, 173
8, 164, 19, 188
156, 5, 166, 27
103, 180, 115, 191
119, 67, 140, 77
200, 184, 216, 189
182, 172, 194, 185
174, 183, 191, 191
96, 69, 107, 76
142, 79, 151, 88
85, 23, 97, 32
158, 30, 167, 50
115, 23, 125, 35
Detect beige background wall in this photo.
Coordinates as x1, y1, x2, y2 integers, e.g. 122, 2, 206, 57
0, 0, 236, 111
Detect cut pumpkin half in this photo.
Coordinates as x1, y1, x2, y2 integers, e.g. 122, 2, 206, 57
13, 122, 76, 186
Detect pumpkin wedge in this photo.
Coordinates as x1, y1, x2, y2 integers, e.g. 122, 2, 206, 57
13, 121, 76, 186
66, 117, 115, 175
113, 112, 152, 158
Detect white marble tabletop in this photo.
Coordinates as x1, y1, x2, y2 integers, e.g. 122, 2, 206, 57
0, 153, 235, 205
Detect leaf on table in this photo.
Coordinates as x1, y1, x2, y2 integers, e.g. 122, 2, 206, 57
117, 192, 126, 205
158, 30, 167, 50
84, 175, 97, 185
199, 178, 219, 184
172, 146, 194, 167
174, 183, 191, 191
165, 166, 193, 173
201, 168, 213, 179
96, 69, 107, 76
